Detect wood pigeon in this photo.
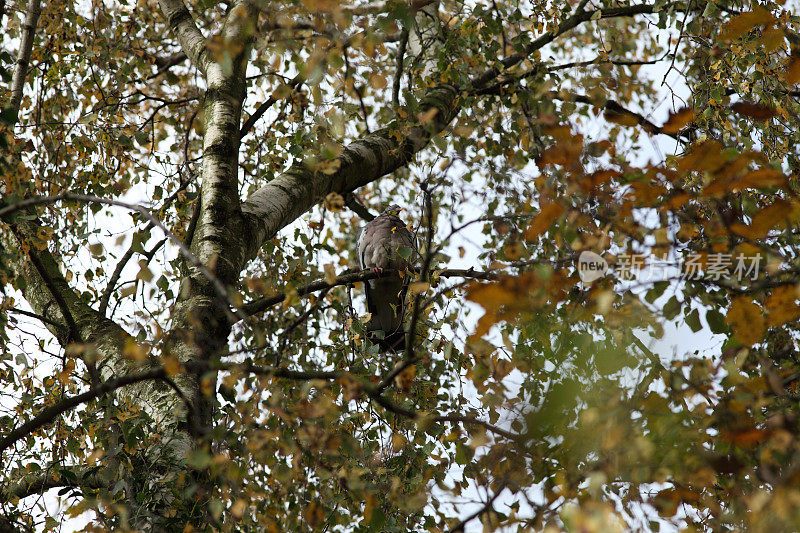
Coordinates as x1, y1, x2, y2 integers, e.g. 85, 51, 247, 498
357, 205, 417, 352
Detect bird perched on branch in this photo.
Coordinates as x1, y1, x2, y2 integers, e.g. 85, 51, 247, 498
357, 204, 417, 352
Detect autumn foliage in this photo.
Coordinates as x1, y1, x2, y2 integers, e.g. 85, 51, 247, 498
1, 0, 800, 531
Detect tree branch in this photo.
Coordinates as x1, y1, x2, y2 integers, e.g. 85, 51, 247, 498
238, 266, 506, 320
156, 0, 208, 75
0, 367, 167, 456
240, 4, 680, 261
241, 83, 460, 259
447, 482, 509, 533
0, 192, 246, 322
0, 464, 104, 501
344, 192, 376, 221
8, 0, 41, 114
240, 75, 302, 138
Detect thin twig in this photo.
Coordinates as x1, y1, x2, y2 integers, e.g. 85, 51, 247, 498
393, 28, 409, 111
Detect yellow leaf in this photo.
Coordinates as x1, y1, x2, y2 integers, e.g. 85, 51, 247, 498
123, 341, 147, 362
408, 282, 430, 295
394, 363, 416, 393
726, 296, 765, 346
324, 192, 344, 211
317, 158, 341, 175
324, 263, 337, 285
369, 74, 387, 89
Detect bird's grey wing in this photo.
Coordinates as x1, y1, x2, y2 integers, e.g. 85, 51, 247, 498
357, 224, 368, 270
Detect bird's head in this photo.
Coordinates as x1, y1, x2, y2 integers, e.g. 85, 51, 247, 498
382, 204, 404, 216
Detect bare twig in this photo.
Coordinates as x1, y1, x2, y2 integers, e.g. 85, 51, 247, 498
240, 75, 303, 137
447, 481, 509, 533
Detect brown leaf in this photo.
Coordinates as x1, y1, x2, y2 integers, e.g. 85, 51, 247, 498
731, 101, 776, 121
739, 168, 786, 189
304, 501, 324, 528
661, 107, 695, 134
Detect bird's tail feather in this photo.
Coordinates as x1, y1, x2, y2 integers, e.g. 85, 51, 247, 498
365, 278, 407, 353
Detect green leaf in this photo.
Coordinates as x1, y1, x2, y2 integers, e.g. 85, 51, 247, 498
706, 308, 727, 334
685, 308, 702, 332
663, 296, 681, 320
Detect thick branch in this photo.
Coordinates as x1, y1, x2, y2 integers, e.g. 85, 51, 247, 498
0, 192, 246, 321
8, 0, 41, 113
156, 0, 208, 74
241, 84, 460, 259
0, 465, 104, 501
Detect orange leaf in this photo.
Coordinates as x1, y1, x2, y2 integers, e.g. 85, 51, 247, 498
765, 285, 800, 327
721, 427, 769, 448
731, 200, 792, 240
749, 199, 793, 234
718, 7, 775, 41
726, 296, 765, 346
785, 51, 800, 85
579, 169, 618, 193
524, 203, 565, 241
739, 168, 786, 189
661, 107, 695, 134
678, 140, 727, 173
